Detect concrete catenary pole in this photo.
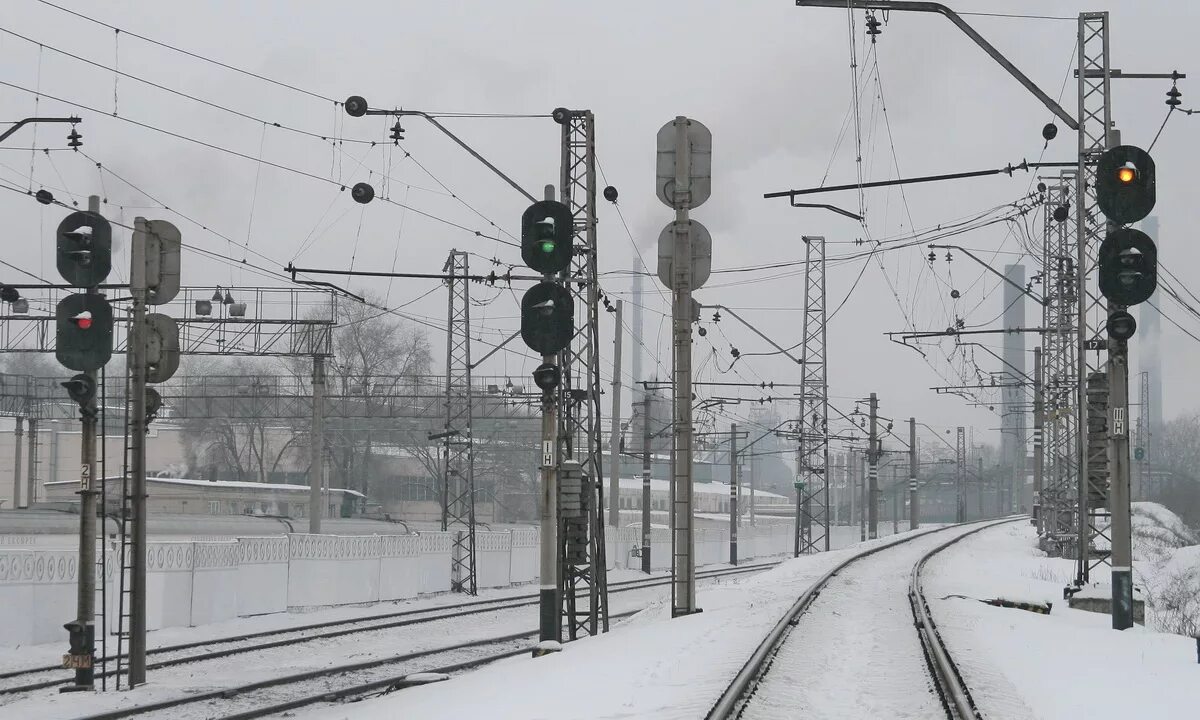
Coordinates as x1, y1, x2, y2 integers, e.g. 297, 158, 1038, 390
127, 217, 150, 686
909, 418, 919, 530
1109, 312, 1134, 629
855, 451, 865, 541
669, 116, 696, 616
26, 418, 38, 504
867, 393, 879, 540
892, 465, 899, 534
955, 426, 966, 523
12, 417, 23, 509
309, 355, 326, 533
608, 299, 623, 528
538, 351, 560, 643
729, 423, 738, 565
640, 395, 652, 573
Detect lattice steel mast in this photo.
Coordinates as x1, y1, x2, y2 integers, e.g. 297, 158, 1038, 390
1040, 173, 1081, 552
555, 109, 608, 638
1075, 12, 1113, 584
795, 235, 830, 554
442, 250, 477, 594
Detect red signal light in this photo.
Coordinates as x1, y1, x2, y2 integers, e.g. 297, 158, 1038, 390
72, 311, 93, 330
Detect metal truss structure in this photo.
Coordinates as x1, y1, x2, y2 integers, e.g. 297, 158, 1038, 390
0, 287, 334, 357
556, 109, 608, 639
442, 250, 477, 594
1135, 370, 1150, 499
1040, 173, 1081, 552
1074, 12, 1113, 583
795, 236, 829, 554
955, 427, 966, 523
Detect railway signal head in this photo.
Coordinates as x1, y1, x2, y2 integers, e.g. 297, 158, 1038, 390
56, 211, 112, 288
532, 362, 561, 392
1106, 310, 1137, 342
521, 200, 574, 275
520, 281, 573, 355
61, 373, 96, 406
55, 294, 113, 372
1096, 145, 1155, 225
1099, 228, 1157, 307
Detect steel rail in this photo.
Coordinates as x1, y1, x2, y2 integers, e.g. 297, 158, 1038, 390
1, 561, 778, 694
910, 518, 1023, 719
704, 519, 1016, 719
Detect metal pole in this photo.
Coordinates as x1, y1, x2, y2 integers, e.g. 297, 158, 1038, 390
858, 451, 866, 541
12, 417, 23, 509
1109, 332, 1134, 629
537, 357, 560, 645
127, 217, 150, 687
978, 456, 985, 519
49, 422, 59, 487
670, 116, 695, 617
64, 193, 103, 689
749, 450, 756, 526
792, 437, 803, 557
640, 395, 651, 573
956, 426, 966, 523
26, 418, 38, 505
608, 300, 623, 528
729, 423, 738, 565
867, 393, 879, 540
309, 355, 325, 534
848, 451, 855, 533
1033, 347, 1045, 531
892, 465, 898, 534
909, 418, 919, 530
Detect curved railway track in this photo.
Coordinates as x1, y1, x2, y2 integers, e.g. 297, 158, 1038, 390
705, 518, 1020, 719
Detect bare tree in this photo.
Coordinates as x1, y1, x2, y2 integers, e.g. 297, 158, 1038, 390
178, 357, 301, 482
297, 293, 434, 497
1151, 412, 1200, 527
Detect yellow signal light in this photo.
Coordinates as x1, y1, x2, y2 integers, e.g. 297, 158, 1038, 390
1117, 164, 1137, 184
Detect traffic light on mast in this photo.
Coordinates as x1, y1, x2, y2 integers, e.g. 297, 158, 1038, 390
1096, 145, 1155, 226
521, 281, 573, 356
56, 211, 112, 288
55, 293, 113, 371
521, 200, 574, 275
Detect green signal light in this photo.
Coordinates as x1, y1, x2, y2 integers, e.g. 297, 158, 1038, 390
540, 240, 556, 253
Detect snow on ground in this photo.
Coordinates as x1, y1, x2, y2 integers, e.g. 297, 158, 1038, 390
925, 520, 1200, 720
0, 565, 686, 675
0, 563, 781, 720
1132, 501, 1198, 564
293, 526, 955, 720
743, 527, 985, 720
1129, 502, 1200, 637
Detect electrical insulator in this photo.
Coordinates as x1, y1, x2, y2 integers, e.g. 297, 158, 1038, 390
866, 13, 882, 41
67, 126, 82, 149
1166, 84, 1182, 108
390, 121, 405, 144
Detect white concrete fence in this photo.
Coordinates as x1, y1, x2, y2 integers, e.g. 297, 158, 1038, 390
0, 522, 801, 647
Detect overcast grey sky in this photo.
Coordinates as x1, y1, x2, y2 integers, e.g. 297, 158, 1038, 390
2, 0, 1197, 452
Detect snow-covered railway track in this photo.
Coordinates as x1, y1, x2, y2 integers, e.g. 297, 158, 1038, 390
68, 626, 568, 720
705, 519, 1020, 719
0, 561, 776, 697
